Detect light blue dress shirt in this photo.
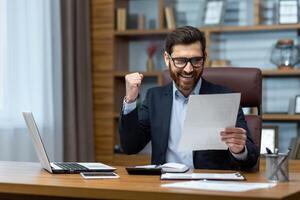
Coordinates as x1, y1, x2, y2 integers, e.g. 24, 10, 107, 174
123, 78, 247, 168
165, 79, 202, 168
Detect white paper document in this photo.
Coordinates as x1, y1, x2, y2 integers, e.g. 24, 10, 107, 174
161, 180, 277, 192
178, 93, 241, 152
161, 172, 245, 180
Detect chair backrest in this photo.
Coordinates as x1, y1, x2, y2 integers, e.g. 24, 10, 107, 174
162, 67, 262, 171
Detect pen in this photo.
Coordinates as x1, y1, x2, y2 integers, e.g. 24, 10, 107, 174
269, 148, 291, 180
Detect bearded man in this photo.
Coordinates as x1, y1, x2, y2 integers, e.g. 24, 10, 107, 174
119, 26, 259, 170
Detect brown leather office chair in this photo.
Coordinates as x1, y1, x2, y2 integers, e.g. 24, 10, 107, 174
162, 67, 262, 171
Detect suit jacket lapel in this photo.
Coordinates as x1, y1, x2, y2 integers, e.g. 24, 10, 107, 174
159, 83, 173, 162
199, 78, 213, 94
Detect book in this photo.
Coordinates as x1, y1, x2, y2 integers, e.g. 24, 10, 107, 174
137, 14, 145, 30
161, 172, 245, 181
116, 8, 127, 31
127, 14, 138, 29
128, 14, 145, 30
253, 0, 261, 25
126, 163, 189, 175
164, 6, 176, 29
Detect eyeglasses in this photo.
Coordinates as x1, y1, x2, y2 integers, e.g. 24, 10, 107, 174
167, 54, 204, 68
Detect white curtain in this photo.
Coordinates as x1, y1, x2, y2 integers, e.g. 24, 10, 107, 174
0, 0, 63, 162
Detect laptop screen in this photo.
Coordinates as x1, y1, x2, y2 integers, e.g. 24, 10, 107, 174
22, 112, 53, 173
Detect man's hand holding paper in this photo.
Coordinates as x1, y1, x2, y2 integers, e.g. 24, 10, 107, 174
221, 127, 247, 154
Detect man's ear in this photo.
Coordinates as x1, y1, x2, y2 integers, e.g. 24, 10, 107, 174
163, 51, 170, 68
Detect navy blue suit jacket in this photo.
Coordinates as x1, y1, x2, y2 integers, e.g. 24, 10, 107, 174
119, 79, 259, 170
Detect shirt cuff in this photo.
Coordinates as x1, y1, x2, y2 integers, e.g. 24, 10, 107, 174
122, 99, 137, 115
230, 146, 248, 161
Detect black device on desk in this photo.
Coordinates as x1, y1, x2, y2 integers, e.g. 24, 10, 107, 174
126, 166, 162, 175
126, 163, 189, 175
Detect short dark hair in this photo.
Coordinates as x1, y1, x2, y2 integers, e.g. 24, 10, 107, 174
165, 26, 206, 57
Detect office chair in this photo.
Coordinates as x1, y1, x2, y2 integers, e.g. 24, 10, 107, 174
162, 67, 262, 171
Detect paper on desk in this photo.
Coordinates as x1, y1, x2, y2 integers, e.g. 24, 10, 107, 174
161, 181, 277, 192
178, 93, 241, 152
134, 165, 157, 169
161, 172, 245, 180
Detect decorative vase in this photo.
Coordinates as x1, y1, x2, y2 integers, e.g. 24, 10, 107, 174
146, 57, 154, 72
270, 39, 300, 70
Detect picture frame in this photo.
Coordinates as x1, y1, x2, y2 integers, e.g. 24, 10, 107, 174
295, 137, 300, 159
290, 136, 300, 159
278, 0, 299, 24
203, 0, 226, 26
260, 126, 279, 155
295, 95, 300, 114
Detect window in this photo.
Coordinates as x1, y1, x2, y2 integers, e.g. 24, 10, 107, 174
0, 0, 62, 162
0, 0, 6, 111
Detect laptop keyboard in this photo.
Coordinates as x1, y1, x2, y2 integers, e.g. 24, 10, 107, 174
53, 162, 88, 171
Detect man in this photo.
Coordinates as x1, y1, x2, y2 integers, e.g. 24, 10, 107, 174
119, 26, 259, 170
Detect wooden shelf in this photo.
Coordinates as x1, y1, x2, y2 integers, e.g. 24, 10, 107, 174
114, 29, 169, 36
263, 114, 300, 122
262, 69, 300, 77
114, 71, 162, 77
206, 24, 300, 33
114, 24, 300, 37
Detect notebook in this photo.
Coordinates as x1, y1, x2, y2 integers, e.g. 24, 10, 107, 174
22, 112, 116, 174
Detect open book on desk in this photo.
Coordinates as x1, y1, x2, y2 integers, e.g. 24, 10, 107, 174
161, 172, 245, 181
126, 163, 189, 175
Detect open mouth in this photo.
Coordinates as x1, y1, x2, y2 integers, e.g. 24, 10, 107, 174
179, 74, 194, 79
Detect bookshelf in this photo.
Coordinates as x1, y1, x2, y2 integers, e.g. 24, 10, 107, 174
91, 0, 300, 165
262, 69, 300, 77
115, 24, 300, 36
263, 114, 300, 122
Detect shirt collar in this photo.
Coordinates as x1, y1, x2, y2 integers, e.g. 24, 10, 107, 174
173, 78, 202, 100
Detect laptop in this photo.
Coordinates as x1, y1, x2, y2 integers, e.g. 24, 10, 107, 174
22, 112, 116, 174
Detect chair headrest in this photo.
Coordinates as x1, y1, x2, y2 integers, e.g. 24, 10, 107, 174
162, 67, 262, 107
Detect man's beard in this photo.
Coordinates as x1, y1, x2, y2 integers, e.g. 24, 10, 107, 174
168, 63, 202, 93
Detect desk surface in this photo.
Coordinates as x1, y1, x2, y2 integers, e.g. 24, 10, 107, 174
0, 160, 300, 200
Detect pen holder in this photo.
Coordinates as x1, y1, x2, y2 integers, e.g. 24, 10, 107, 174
265, 153, 289, 182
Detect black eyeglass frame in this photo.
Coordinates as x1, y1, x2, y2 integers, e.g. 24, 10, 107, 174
167, 53, 205, 68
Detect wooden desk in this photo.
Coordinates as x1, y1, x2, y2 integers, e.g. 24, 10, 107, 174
0, 161, 300, 200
